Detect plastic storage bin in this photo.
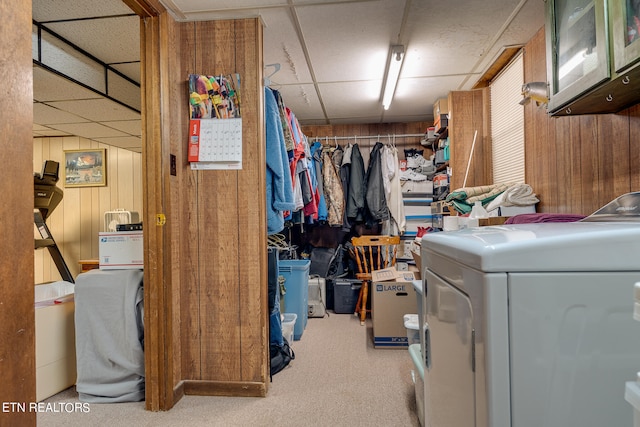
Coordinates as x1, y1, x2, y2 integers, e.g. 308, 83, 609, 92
279, 259, 310, 340
333, 279, 362, 314
409, 343, 425, 427
281, 313, 297, 345
403, 314, 420, 346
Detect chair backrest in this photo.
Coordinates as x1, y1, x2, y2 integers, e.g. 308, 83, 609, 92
351, 235, 401, 278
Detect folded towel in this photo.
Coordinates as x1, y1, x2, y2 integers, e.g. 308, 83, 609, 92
486, 183, 539, 211
446, 183, 512, 214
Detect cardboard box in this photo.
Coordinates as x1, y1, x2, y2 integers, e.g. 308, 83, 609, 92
372, 267, 418, 348
35, 283, 76, 401
433, 97, 448, 129
99, 231, 143, 270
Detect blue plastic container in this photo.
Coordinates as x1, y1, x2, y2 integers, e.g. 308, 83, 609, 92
278, 259, 310, 340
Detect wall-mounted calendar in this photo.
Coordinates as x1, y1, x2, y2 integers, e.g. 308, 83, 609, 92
187, 74, 242, 170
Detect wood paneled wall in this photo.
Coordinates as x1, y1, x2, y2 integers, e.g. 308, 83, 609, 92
33, 137, 143, 282
1, 0, 36, 424
448, 89, 491, 190
524, 27, 640, 215
141, 13, 267, 410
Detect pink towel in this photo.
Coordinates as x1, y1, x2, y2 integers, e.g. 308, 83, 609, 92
505, 213, 586, 224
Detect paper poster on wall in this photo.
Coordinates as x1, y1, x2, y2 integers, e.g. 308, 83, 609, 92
187, 74, 242, 170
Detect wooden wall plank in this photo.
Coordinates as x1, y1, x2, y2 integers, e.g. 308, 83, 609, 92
178, 21, 201, 382
235, 18, 267, 386
194, 20, 243, 383
1, 0, 37, 423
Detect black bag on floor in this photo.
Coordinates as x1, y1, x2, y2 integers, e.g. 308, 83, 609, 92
270, 337, 295, 378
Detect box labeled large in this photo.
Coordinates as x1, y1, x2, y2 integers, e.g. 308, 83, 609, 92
99, 231, 143, 270
372, 268, 417, 348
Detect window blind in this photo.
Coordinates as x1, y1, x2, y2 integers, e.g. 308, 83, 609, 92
490, 51, 524, 184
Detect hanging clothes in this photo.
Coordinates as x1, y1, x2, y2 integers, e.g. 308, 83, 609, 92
382, 144, 406, 235
322, 147, 345, 226
340, 143, 354, 230
272, 90, 295, 152
310, 141, 328, 222
346, 144, 366, 223
265, 87, 296, 235
364, 141, 390, 226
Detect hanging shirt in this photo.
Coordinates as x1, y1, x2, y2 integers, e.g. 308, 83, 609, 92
265, 87, 296, 235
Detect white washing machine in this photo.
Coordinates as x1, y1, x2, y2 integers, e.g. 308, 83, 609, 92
421, 221, 640, 427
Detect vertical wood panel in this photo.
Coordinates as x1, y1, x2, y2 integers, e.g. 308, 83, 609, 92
1, 0, 36, 423
235, 19, 267, 384
195, 20, 242, 382
140, 12, 164, 411
178, 21, 201, 382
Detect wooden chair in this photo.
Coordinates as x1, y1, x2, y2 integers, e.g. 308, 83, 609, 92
351, 235, 401, 325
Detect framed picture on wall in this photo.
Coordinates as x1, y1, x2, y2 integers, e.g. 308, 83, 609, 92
63, 148, 107, 187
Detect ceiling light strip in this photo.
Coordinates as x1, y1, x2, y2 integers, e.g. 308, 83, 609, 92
381, 45, 405, 110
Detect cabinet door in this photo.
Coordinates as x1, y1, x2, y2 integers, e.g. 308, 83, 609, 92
611, 0, 640, 72
424, 270, 475, 427
546, 0, 610, 112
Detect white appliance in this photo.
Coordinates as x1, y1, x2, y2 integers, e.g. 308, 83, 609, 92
420, 221, 640, 427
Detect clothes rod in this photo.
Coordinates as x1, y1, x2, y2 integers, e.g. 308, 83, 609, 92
310, 133, 424, 141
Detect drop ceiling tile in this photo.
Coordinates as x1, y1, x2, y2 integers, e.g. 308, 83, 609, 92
33, 66, 102, 102
317, 80, 387, 122
33, 128, 73, 137
111, 63, 141, 84
34, 102, 90, 125
47, 122, 129, 139
32, 0, 134, 22
45, 98, 140, 122
261, 9, 313, 85
92, 136, 142, 151
45, 15, 140, 66
101, 120, 142, 136
387, 75, 468, 120
296, 0, 405, 83
274, 84, 324, 124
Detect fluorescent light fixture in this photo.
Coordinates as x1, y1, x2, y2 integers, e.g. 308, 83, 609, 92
381, 45, 404, 110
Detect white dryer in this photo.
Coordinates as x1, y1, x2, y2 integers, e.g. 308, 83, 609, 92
421, 221, 640, 427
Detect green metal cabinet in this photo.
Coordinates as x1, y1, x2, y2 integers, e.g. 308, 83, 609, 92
546, 0, 640, 115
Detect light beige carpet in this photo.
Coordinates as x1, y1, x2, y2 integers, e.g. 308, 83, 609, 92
38, 311, 420, 427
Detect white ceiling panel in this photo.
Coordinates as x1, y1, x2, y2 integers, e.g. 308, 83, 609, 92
45, 16, 140, 68
102, 120, 142, 136
318, 80, 386, 121
47, 122, 129, 139
92, 136, 142, 151
32, 0, 133, 22
273, 84, 325, 121
33, 66, 102, 102
297, 0, 405, 83
45, 98, 140, 122
261, 8, 314, 85
33, 128, 73, 137
33, 102, 89, 125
